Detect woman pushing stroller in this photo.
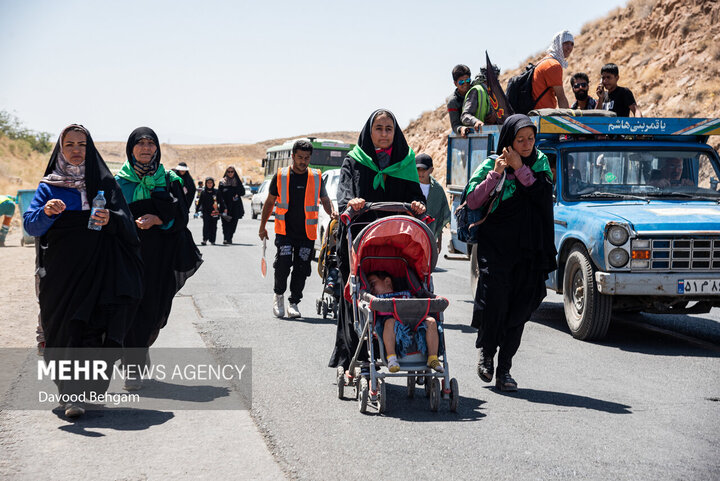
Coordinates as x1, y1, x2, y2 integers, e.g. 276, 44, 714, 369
328, 109, 426, 375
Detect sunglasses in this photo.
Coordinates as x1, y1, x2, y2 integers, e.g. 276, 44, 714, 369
572, 82, 588, 89
457, 78, 472, 86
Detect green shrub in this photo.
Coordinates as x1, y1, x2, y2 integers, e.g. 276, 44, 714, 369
0, 110, 53, 153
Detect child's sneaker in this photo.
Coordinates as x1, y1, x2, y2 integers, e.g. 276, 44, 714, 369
387, 355, 400, 373
427, 356, 444, 373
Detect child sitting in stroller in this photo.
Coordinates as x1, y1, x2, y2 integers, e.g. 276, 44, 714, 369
367, 271, 443, 374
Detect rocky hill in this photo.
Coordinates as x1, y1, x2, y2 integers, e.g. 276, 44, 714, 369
405, 0, 720, 183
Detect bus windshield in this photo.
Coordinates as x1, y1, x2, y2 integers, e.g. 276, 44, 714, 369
562, 149, 720, 200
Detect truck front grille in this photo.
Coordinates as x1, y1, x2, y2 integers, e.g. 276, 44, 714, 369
632, 237, 720, 271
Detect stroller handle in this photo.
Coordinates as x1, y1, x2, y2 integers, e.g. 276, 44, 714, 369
340, 202, 434, 226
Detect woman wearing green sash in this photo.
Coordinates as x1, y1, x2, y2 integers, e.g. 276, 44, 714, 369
116, 127, 202, 389
466, 114, 556, 391
329, 109, 426, 373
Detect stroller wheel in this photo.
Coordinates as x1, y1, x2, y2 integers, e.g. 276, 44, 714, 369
449, 378, 459, 412
378, 378, 387, 414
322, 301, 329, 319
429, 377, 441, 412
358, 377, 369, 414
336, 366, 345, 400
315, 299, 322, 315
407, 374, 415, 398
424, 373, 432, 398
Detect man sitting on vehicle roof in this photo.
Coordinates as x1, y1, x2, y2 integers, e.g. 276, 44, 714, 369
461, 65, 500, 133
447, 64, 473, 138
570, 72, 597, 110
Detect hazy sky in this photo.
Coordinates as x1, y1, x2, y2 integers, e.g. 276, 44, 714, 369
1, 0, 628, 144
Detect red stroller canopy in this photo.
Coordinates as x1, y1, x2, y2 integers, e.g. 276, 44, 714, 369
351, 215, 437, 282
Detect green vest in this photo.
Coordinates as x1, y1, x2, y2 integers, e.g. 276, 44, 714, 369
466, 84, 489, 122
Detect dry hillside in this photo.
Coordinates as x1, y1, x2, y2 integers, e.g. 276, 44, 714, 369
95, 130, 358, 184
405, 0, 720, 184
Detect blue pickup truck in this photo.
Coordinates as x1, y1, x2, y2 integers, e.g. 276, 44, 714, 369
446, 115, 720, 340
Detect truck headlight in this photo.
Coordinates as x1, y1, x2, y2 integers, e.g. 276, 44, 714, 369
608, 248, 629, 267
607, 225, 629, 246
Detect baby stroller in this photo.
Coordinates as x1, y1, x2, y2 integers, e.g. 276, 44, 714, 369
336, 202, 458, 413
316, 218, 341, 319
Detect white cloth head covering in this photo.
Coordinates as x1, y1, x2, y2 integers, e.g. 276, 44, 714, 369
547, 30, 574, 69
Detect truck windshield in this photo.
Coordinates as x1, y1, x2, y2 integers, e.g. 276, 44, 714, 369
563, 149, 720, 200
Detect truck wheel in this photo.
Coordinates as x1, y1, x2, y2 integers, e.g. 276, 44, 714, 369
469, 244, 479, 296
563, 246, 612, 341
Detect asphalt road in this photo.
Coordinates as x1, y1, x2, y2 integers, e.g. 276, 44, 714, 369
192, 206, 720, 481
1, 203, 718, 480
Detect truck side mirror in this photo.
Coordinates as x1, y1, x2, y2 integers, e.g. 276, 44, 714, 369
710, 177, 719, 191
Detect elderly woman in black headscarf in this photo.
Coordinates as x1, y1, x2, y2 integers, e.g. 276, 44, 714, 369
328, 109, 426, 374
116, 127, 203, 389
23, 124, 143, 418
218, 165, 245, 244
464, 114, 556, 391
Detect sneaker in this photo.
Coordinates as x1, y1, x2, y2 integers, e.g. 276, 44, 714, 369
387, 357, 400, 373
496, 372, 518, 392
287, 303, 301, 318
428, 358, 444, 373
477, 347, 495, 383
273, 294, 285, 318
201, 241, 207, 246
64, 403, 85, 418
223, 240, 230, 245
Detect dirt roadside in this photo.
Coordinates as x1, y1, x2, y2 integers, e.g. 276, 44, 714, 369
0, 227, 37, 349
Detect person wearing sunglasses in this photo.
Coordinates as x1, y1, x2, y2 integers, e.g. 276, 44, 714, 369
447, 64, 473, 138
569, 72, 597, 110
461, 64, 501, 133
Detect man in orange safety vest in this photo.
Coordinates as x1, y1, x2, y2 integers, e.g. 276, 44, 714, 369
259, 140, 336, 319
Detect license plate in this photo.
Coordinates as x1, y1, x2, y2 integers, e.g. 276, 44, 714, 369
678, 279, 720, 294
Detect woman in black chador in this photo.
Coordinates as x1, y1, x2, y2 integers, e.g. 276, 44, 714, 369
116, 127, 203, 389
464, 114, 556, 391
23, 124, 143, 418
328, 109, 426, 374
196, 176, 221, 245
218, 165, 245, 244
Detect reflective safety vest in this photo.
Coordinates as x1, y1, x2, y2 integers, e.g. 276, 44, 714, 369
274, 167, 321, 240
466, 84, 490, 122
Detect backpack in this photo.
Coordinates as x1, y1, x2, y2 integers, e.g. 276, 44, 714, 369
455, 164, 506, 244
506, 61, 553, 115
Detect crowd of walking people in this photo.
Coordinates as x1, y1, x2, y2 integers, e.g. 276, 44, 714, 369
10, 27, 654, 418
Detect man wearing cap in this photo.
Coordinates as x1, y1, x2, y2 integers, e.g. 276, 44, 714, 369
416, 154, 451, 254
172, 162, 196, 213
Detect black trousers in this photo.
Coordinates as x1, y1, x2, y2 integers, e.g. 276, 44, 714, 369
202, 215, 218, 243
473, 258, 544, 374
221, 217, 238, 242
273, 234, 314, 304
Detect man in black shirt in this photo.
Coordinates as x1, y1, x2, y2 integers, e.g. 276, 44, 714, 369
595, 63, 642, 117
259, 140, 336, 318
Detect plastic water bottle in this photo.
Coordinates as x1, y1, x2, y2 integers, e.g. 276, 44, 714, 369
88, 190, 106, 231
